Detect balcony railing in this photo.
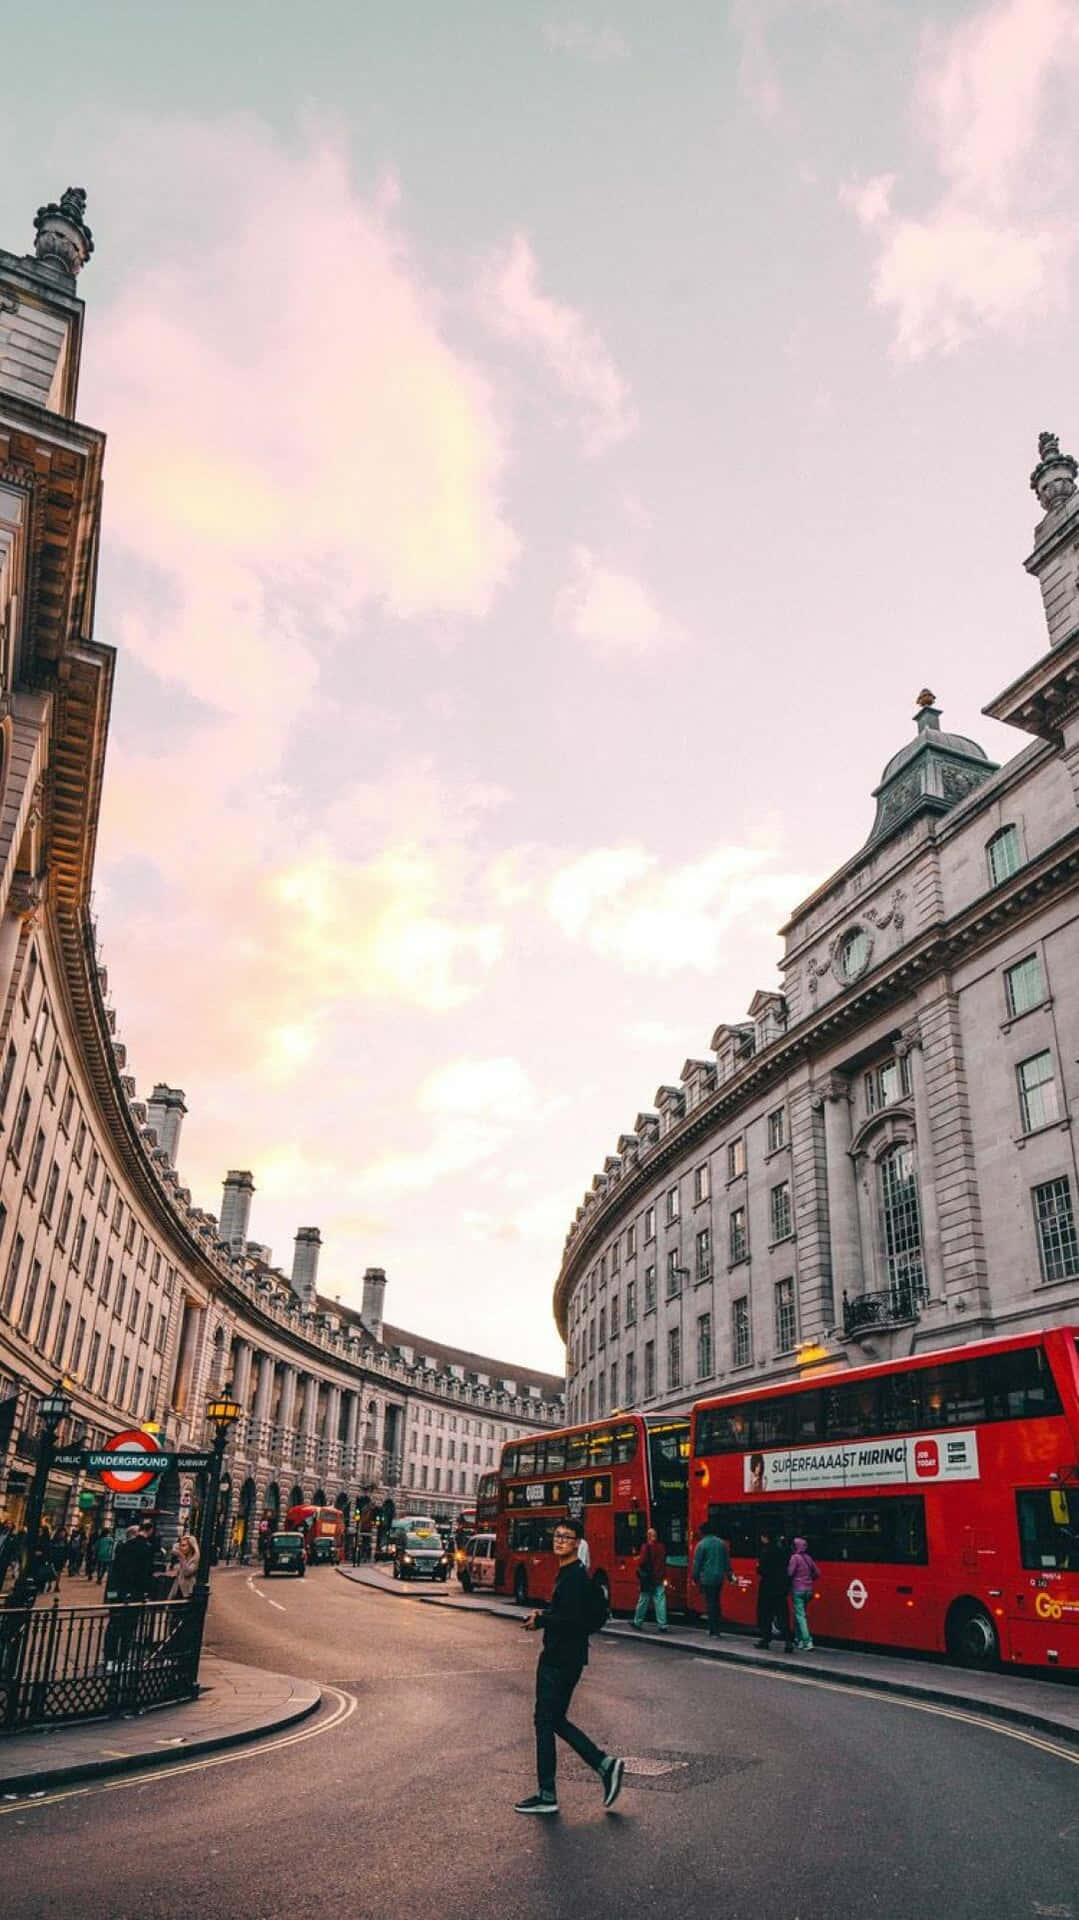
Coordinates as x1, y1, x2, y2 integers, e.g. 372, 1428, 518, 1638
842, 1285, 921, 1338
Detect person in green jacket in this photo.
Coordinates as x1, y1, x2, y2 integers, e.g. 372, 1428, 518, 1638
93, 1528, 115, 1584
691, 1521, 737, 1637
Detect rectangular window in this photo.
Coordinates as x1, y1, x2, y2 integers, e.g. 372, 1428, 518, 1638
732, 1296, 751, 1368
988, 825, 1021, 886
774, 1277, 796, 1353
610, 1293, 619, 1338
697, 1311, 713, 1379
71, 1314, 87, 1375
643, 1264, 656, 1313
114, 1272, 126, 1319
11, 1089, 31, 1159
138, 1232, 149, 1268
727, 1137, 746, 1181
52, 1298, 71, 1367
769, 1180, 793, 1242
128, 1288, 140, 1335
124, 1217, 136, 1253
694, 1162, 710, 1203
609, 1358, 618, 1407
644, 1340, 656, 1398
19, 1259, 41, 1337
0, 1042, 17, 1112
666, 1185, 680, 1223
1, 1231, 24, 1317
46, 1046, 62, 1098
27, 1127, 46, 1192
57, 1191, 73, 1247
625, 1224, 636, 1259
768, 1107, 786, 1152
134, 1365, 144, 1413
625, 1350, 637, 1402
667, 1326, 681, 1391
21, 945, 38, 1010
142, 1300, 153, 1342
102, 1343, 116, 1398
644, 1205, 656, 1242
610, 1240, 620, 1275
112, 1196, 124, 1234
39, 1279, 57, 1352
1033, 1178, 1079, 1282
73, 1214, 87, 1268
60, 1085, 75, 1134
1018, 1051, 1059, 1133
666, 1249, 682, 1297
87, 1147, 99, 1192
588, 1321, 595, 1358
625, 1279, 636, 1324
100, 1173, 112, 1214
74, 1120, 87, 1164
1005, 953, 1045, 1019
156, 1312, 168, 1352
118, 1356, 130, 1406
729, 1205, 748, 1264
151, 1250, 161, 1284
42, 1161, 60, 1223
87, 1330, 101, 1391
598, 1306, 606, 1347
696, 1225, 712, 1280
32, 1001, 49, 1054
87, 1236, 100, 1287
100, 1256, 113, 1306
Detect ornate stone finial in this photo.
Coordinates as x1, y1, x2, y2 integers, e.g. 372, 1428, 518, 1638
31, 188, 94, 280
915, 688, 936, 708
1030, 429, 1077, 513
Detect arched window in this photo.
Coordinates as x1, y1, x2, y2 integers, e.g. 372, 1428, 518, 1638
987, 824, 1021, 886
878, 1144, 925, 1311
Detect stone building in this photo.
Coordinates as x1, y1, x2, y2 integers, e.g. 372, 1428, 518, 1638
0, 192, 562, 1547
558, 432, 1079, 1422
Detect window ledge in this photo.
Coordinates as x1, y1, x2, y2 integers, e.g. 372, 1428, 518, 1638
763, 1143, 789, 1164
1036, 1268, 1079, 1288
726, 1172, 747, 1189
695, 1270, 713, 1287
730, 1360, 755, 1374
1000, 995, 1052, 1034
693, 1194, 711, 1210
727, 1254, 750, 1271
1015, 1115, 1071, 1148
768, 1233, 797, 1251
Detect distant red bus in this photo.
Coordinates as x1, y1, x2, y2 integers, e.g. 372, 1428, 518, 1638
495, 1414, 690, 1615
690, 1325, 1079, 1670
475, 1472, 500, 1529
285, 1504, 345, 1564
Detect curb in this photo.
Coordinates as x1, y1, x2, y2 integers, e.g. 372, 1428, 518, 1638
0, 1682, 323, 1795
334, 1565, 1079, 1750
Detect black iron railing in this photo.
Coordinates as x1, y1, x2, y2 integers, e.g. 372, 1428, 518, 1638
0, 1592, 207, 1733
842, 1285, 921, 1337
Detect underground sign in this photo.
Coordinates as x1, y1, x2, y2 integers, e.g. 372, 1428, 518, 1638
98, 1429, 163, 1494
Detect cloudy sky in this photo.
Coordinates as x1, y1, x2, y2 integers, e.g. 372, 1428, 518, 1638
2, 0, 1076, 1372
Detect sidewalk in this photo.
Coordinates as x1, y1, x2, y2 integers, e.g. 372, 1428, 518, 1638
336, 1562, 1079, 1746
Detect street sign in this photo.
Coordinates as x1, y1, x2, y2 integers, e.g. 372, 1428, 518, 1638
99, 1429, 163, 1494
114, 1490, 158, 1512
49, 1444, 215, 1478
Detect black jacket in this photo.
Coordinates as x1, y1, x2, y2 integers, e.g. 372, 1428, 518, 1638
756, 1540, 790, 1594
111, 1535, 154, 1600
537, 1559, 593, 1668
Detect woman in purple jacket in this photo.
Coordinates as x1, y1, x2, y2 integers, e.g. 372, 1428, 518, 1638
787, 1537, 820, 1650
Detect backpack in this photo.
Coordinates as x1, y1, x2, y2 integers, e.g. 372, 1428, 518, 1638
587, 1573, 610, 1632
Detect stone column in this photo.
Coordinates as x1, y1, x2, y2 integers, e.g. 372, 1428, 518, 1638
253, 1352, 274, 1424
326, 1384, 342, 1443
345, 1391, 360, 1469
278, 1366, 298, 1438
300, 1375, 319, 1436
232, 1339, 253, 1410
818, 1075, 863, 1301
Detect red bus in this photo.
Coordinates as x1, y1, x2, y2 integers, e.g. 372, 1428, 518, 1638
690, 1325, 1079, 1670
285, 1504, 345, 1565
475, 1471, 500, 1529
495, 1414, 690, 1615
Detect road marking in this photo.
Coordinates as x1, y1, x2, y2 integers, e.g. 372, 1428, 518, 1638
0, 1686, 357, 1817
689, 1656, 1079, 1767
245, 1576, 265, 1603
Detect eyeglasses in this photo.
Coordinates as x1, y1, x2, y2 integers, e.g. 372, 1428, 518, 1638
552, 1530, 577, 1541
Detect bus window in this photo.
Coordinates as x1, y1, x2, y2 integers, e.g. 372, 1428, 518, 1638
615, 1510, 647, 1556
517, 1442, 536, 1477
566, 1433, 588, 1470
589, 1431, 613, 1467
613, 1424, 638, 1464
546, 1434, 566, 1472
502, 1446, 518, 1477
1016, 1489, 1079, 1570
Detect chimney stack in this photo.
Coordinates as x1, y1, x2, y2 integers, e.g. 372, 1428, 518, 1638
147, 1085, 187, 1167
292, 1228, 322, 1306
219, 1171, 255, 1251
361, 1267, 387, 1343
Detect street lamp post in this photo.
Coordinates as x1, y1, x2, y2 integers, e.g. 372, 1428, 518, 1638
196, 1387, 241, 1595
10, 1380, 72, 1606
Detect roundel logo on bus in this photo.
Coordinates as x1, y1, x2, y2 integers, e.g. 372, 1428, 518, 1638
914, 1440, 940, 1477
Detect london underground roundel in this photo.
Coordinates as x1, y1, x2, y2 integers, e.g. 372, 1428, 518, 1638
99, 1429, 161, 1494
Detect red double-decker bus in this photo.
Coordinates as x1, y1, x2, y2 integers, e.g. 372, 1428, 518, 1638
495, 1414, 690, 1615
690, 1325, 1079, 1670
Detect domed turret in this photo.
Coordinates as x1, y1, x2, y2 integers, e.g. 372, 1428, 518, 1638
865, 692, 996, 847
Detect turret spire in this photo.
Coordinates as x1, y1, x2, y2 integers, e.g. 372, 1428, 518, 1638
31, 188, 94, 281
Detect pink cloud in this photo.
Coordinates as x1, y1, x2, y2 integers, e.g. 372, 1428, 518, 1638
478, 233, 636, 452
555, 544, 682, 657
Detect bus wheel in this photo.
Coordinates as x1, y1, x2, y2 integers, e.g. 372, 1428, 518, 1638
946, 1600, 999, 1669
514, 1568, 529, 1607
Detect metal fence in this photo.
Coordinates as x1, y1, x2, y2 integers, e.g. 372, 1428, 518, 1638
0, 1591, 207, 1732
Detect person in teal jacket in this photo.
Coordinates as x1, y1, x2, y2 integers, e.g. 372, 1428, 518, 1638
692, 1521, 737, 1637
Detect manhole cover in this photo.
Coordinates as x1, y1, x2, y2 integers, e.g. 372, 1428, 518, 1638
623, 1756, 690, 1777
612, 1750, 759, 1793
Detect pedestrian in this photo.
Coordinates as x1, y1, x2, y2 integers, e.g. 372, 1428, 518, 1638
515, 1516, 624, 1817
104, 1524, 154, 1668
93, 1528, 115, 1584
167, 1534, 200, 1599
753, 1528, 793, 1651
67, 1530, 85, 1576
787, 1536, 820, 1650
48, 1527, 68, 1590
691, 1519, 737, 1637
632, 1526, 668, 1633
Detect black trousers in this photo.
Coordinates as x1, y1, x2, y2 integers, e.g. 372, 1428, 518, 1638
534, 1654, 604, 1794
757, 1587, 791, 1646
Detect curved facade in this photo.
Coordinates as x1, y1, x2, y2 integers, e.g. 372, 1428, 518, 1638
558, 438, 1079, 1423
0, 194, 562, 1549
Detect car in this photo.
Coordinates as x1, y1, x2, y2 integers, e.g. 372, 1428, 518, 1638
263, 1530, 306, 1577
393, 1526, 453, 1582
458, 1532, 496, 1594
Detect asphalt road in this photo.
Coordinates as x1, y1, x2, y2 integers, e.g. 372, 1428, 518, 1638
3, 1566, 1078, 1920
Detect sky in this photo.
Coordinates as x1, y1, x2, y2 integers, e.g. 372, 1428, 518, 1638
2, 0, 1077, 1374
